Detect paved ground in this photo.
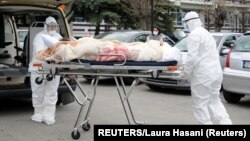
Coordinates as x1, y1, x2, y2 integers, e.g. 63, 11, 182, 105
0, 78, 250, 141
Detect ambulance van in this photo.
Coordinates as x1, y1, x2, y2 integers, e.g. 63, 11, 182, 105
0, 0, 76, 104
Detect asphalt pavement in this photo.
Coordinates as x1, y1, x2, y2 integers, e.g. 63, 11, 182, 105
0, 78, 250, 141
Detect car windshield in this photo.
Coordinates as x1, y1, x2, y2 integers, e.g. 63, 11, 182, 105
162, 34, 175, 46
94, 31, 137, 42
173, 34, 222, 52
173, 37, 187, 52
173, 30, 187, 40
234, 37, 250, 52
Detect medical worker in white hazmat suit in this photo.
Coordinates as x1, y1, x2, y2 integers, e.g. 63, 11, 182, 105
29, 16, 62, 125
182, 11, 232, 124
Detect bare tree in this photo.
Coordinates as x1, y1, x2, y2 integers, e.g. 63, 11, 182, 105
213, 0, 227, 32
202, 0, 213, 31
126, 0, 154, 30
125, 0, 173, 31
238, 0, 247, 33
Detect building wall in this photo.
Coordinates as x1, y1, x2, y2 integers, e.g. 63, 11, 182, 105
173, 0, 250, 32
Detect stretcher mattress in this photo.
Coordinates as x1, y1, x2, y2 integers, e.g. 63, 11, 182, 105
74, 59, 178, 66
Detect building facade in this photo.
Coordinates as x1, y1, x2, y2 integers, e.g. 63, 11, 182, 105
171, 0, 250, 32
72, 0, 250, 37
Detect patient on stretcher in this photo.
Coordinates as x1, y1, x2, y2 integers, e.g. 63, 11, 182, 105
36, 34, 181, 63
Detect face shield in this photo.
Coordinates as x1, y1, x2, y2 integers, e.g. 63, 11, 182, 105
182, 21, 190, 33
47, 22, 58, 30
45, 16, 59, 36
182, 11, 200, 33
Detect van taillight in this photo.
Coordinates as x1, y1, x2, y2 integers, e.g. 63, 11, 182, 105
225, 49, 232, 67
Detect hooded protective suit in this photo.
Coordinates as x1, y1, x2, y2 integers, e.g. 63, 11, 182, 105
29, 16, 62, 125
183, 11, 232, 124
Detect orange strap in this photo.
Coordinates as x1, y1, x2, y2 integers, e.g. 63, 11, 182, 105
33, 63, 42, 67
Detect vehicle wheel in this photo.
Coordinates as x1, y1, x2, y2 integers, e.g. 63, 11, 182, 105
223, 89, 243, 103
147, 84, 162, 91
56, 94, 62, 105
71, 130, 80, 140
57, 91, 75, 105
123, 77, 135, 85
82, 123, 91, 131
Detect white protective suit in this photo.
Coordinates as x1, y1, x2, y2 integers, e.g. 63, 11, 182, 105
183, 11, 232, 124
29, 16, 62, 125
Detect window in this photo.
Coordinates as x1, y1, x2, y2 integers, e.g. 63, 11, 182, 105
234, 37, 250, 52
135, 34, 148, 42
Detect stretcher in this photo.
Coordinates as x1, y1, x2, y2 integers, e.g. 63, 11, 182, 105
34, 57, 183, 140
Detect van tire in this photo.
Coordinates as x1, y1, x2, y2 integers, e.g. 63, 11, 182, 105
56, 96, 62, 105
147, 84, 162, 91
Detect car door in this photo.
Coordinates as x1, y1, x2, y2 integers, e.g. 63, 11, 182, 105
1, 0, 75, 26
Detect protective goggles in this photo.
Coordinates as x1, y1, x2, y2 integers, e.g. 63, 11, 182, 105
46, 23, 58, 28
183, 17, 199, 23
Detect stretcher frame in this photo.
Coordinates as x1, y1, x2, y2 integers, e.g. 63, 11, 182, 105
34, 58, 183, 140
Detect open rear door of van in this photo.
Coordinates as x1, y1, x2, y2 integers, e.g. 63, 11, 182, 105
0, 0, 75, 17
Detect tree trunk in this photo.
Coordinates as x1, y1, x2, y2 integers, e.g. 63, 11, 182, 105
95, 21, 101, 36
127, 0, 151, 30
241, 12, 246, 33
139, 16, 147, 30
146, 15, 151, 30
214, 26, 221, 32
139, 15, 152, 30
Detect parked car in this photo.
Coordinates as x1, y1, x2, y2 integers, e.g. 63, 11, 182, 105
211, 32, 243, 69
94, 30, 176, 46
0, 0, 76, 105
222, 36, 250, 103
141, 32, 243, 90
244, 31, 250, 35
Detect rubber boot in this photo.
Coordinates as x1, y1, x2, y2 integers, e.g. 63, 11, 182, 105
219, 118, 232, 125
43, 105, 56, 125
31, 107, 44, 123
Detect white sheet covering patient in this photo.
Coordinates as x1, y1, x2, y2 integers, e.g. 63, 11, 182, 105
35, 35, 181, 63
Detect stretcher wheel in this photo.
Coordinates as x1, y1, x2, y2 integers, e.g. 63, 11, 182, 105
46, 74, 53, 81
71, 130, 80, 140
35, 77, 43, 84
82, 123, 91, 131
